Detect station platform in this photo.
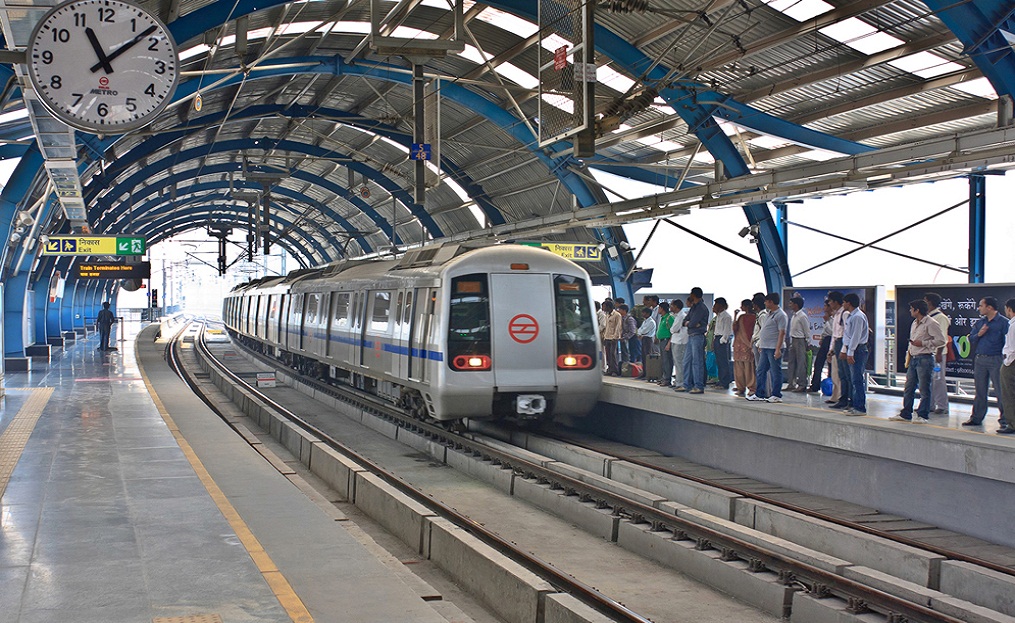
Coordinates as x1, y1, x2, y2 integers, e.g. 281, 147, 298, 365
586, 375, 1014, 551
0, 325, 458, 623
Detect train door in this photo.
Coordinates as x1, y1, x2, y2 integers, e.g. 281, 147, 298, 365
489, 273, 556, 388
408, 288, 433, 383
355, 292, 367, 366
327, 291, 348, 359
279, 294, 289, 348
396, 289, 412, 379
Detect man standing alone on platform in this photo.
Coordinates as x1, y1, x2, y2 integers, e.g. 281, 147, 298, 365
748, 293, 787, 403
97, 302, 117, 352
964, 297, 1009, 429
683, 288, 710, 394
999, 299, 1015, 435
925, 292, 951, 414
840, 294, 869, 415
890, 300, 946, 423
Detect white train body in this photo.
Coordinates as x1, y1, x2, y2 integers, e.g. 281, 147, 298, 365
223, 244, 602, 421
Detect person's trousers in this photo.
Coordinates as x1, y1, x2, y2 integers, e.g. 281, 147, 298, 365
604, 339, 620, 375
971, 354, 1004, 424
620, 338, 630, 364
829, 351, 841, 401
786, 337, 808, 389
1001, 362, 1015, 427
671, 343, 686, 387
809, 335, 831, 391
685, 334, 706, 390
660, 347, 674, 385
834, 338, 852, 406
639, 337, 654, 375
713, 340, 732, 388
734, 358, 756, 394
99, 326, 111, 350
629, 336, 642, 363
752, 345, 770, 395
849, 344, 868, 412
900, 353, 933, 419
931, 358, 949, 412
755, 348, 783, 399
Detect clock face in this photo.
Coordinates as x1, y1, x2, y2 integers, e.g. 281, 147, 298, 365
27, 0, 179, 133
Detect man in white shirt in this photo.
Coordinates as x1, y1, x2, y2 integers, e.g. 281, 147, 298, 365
785, 296, 810, 392
827, 291, 851, 409
924, 292, 951, 414
999, 298, 1015, 435
712, 298, 733, 391
668, 300, 688, 390
635, 308, 656, 380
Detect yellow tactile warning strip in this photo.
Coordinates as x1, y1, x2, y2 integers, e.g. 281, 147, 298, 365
137, 370, 314, 623
0, 387, 55, 500
152, 615, 224, 623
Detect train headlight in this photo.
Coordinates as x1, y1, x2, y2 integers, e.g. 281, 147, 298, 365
557, 354, 593, 370
452, 354, 492, 371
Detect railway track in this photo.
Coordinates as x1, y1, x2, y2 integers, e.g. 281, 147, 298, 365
175, 321, 995, 623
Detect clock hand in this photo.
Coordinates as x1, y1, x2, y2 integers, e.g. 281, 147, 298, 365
86, 27, 114, 74
88, 24, 158, 73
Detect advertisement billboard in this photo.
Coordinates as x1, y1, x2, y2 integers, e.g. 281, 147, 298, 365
782, 286, 887, 374
895, 283, 1015, 378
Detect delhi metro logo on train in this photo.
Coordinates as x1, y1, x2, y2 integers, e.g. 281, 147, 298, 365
508, 314, 539, 344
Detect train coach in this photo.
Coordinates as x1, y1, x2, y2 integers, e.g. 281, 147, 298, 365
223, 244, 603, 422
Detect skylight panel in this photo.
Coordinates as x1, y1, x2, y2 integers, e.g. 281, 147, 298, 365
798, 149, 841, 161
633, 136, 684, 152
819, 18, 903, 55
888, 52, 964, 78
457, 45, 493, 65
391, 26, 438, 40
0, 109, 29, 124
540, 33, 572, 53
748, 135, 793, 149
475, 7, 539, 38
951, 77, 998, 99
494, 63, 539, 89
468, 204, 486, 227
597, 65, 636, 94
179, 44, 211, 61
765, 0, 833, 22
541, 93, 574, 114
378, 136, 409, 154
692, 151, 715, 164
445, 178, 471, 202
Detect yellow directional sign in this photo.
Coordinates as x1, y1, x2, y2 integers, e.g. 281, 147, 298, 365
521, 242, 601, 262
42, 236, 146, 256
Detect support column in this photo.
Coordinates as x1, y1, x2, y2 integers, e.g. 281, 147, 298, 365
775, 202, 788, 261
968, 174, 986, 284
3, 272, 32, 370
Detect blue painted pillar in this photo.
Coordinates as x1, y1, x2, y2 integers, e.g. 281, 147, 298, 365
33, 275, 51, 344
3, 272, 30, 357
72, 281, 86, 330
968, 174, 986, 284
86, 282, 101, 329
775, 202, 788, 260
61, 279, 76, 332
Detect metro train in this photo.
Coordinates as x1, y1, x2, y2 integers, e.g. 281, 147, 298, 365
223, 244, 603, 422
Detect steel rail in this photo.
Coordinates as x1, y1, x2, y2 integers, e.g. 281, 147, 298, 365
538, 422, 1015, 580
204, 327, 969, 623
173, 325, 654, 623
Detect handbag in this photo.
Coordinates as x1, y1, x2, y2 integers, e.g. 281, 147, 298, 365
945, 338, 957, 362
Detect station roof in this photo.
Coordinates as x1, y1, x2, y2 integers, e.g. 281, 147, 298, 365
1, 0, 1012, 284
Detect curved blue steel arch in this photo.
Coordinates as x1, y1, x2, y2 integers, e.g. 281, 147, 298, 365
86, 104, 507, 227
130, 196, 334, 263
96, 172, 373, 254
924, 0, 1015, 100
138, 208, 320, 267
90, 147, 402, 246
84, 136, 442, 238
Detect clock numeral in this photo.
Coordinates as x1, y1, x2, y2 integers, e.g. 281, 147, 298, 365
148, 37, 159, 51
50, 75, 62, 89
72, 93, 83, 106
145, 83, 156, 97
73, 12, 86, 27
52, 28, 70, 43
155, 60, 166, 75
130, 18, 136, 32
98, 7, 115, 22
126, 97, 137, 112
97, 103, 109, 117
41, 50, 53, 64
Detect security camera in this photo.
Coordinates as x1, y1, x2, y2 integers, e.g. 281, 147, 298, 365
738, 227, 751, 238
14, 211, 34, 228
9, 231, 22, 243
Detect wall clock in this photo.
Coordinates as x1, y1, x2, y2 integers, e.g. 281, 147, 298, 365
26, 0, 179, 133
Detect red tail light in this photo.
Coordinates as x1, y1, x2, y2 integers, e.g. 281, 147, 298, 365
557, 354, 594, 370
452, 354, 492, 371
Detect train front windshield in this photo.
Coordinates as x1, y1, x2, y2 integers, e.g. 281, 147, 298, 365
554, 276, 597, 368
448, 275, 492, 368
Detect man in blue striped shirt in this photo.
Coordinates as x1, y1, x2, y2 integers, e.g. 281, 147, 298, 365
963, 297, 1008, 428
840, 293, 869, 415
